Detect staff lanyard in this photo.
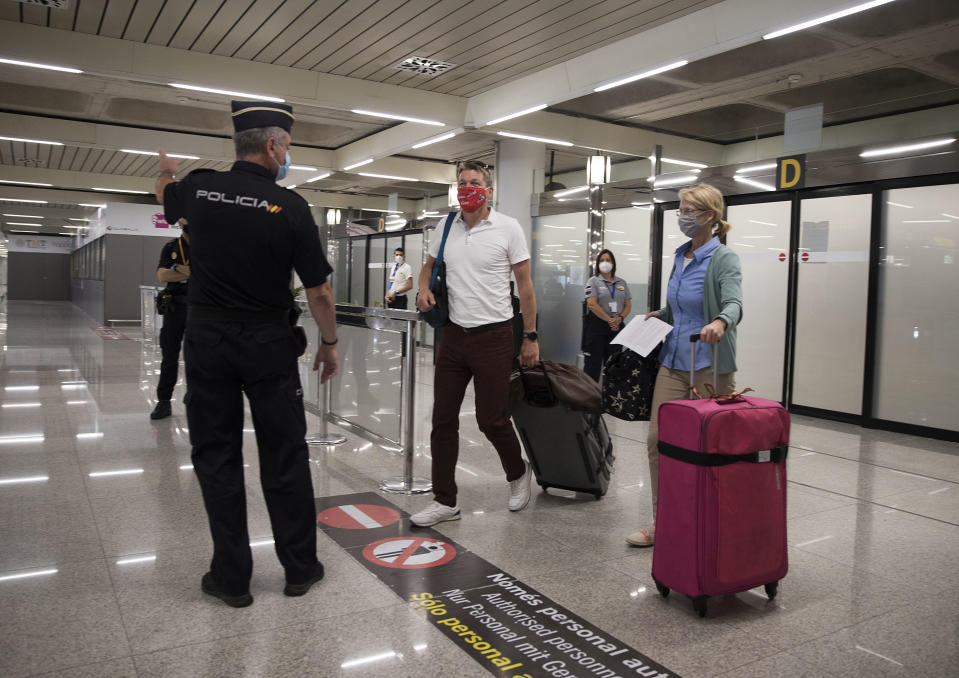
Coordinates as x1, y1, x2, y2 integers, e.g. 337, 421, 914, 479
178, 238, 189, 266
603, 279, 617, 300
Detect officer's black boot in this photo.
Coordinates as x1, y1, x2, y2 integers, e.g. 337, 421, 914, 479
150, 400, 172, 420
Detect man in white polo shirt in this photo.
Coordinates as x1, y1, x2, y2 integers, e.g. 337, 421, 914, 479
385, 246, 412, 310
411, 160, 539, 527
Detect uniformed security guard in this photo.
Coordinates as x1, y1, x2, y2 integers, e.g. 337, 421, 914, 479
150, 222, 190, 420
154, 100, 339, 608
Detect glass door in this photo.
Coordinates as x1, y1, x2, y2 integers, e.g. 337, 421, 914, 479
723, 201, 792, 400
792, 193, 871, 414
349, 237, 366, 305
368, 237, 387, 307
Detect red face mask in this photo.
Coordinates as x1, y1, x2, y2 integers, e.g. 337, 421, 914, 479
457, 186, 488, 213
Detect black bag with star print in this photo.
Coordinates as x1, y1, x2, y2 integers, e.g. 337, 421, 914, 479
602, 346, 660, 421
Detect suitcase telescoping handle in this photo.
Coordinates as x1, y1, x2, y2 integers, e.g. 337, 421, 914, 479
688, 333, 719, 400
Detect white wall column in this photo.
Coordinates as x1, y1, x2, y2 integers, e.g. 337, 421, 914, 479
493, 139, 546, 242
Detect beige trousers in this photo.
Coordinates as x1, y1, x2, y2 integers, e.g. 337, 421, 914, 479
646, 365, 736, 522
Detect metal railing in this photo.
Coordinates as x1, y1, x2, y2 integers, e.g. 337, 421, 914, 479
298, 302, 430, 494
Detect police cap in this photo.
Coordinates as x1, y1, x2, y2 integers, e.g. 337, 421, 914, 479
231, 101, 294, 133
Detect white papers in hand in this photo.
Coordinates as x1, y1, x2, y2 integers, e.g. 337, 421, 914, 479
611, 316, 672, 357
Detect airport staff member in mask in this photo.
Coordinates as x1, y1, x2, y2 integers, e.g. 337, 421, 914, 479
154, 100, 338, 608
150, 220, 190, 420
385, 247, 412, 309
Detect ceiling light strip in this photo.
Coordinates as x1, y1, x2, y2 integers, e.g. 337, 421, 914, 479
653, 174, 698, 188
859, 138, 955, 158
594, 60, 688, 92
120, 149, 200, 160
485, 104, 547, 126
0, 136, 63, 146
170, 83, 284, 103
0, 198, 47, 203
343, 159, 374, 171
91, 188, 150, 194
661, 157, 708, 169
763, 0, 898, 40
735, 163, 777, 174
411, 132, 456, 149
0, 57, 82, 74
734, 176, 777, 192
358, 172, 417, 182
497, 131, 573, 147
351, 109, 444, 126
553, 185, 590, 198
305, 173, 332, 183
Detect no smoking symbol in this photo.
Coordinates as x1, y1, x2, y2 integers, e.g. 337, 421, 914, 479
363, 537, 456, 569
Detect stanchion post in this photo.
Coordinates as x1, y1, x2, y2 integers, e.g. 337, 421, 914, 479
379, 318, 431, 494
306, 351, 347, 447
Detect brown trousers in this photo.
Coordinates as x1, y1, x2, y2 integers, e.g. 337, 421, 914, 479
646, 365, 736, 521
430, 324, 526, 507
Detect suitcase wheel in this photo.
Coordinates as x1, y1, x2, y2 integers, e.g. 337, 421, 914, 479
654, 580, 670, 599
692, 596, 708, 618
540, 484, 550, 495
764, 581, 779, 600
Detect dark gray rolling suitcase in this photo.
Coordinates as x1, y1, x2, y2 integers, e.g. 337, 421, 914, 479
511, 365, 614, 499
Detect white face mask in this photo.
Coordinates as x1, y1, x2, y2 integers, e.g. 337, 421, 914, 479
598, 261, 613, 274
394, 255, 404, 264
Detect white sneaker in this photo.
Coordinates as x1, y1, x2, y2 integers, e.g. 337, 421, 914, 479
410, 501, 461, 527
508, 461, 532, 512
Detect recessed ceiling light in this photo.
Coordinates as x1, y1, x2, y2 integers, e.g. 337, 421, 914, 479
0, 198, 47, 203
594, 60, 688, 92
411, 132, 457, 149
734, 176, 777, 191
7, 230, 40, 234
859, 138, 955, 158
661, 157, 708, 169
2, 214, 43, 218
120, 149, 200, 160
170, 83, 284, 102
351, 109, 444, 126
0, 179, 52, 187
358, 172, 418, 182
68, 218, 90, 222
486, 104, 548, 127
289, 165, 318, 171
0, 136, 63, 146
305, 173, 332, 183
78, 203, 106, 208
735, 163, 777, 174
653, 174, 698, 188
0, 57, 82, 74
497, 131, 573, 147
763, 0, 898, 40
5, 222, 44, 227
343, 159, 374, 171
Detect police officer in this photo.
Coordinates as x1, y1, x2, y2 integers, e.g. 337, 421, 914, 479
150, 221, 190, 420
154, 101, 338, 608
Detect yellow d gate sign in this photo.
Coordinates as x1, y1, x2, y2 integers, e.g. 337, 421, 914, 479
777, 154, 806, 189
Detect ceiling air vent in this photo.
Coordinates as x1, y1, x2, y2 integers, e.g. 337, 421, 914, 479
395, 56, 455, 76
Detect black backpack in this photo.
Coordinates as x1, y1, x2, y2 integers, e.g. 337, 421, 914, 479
601, 346, 660, 421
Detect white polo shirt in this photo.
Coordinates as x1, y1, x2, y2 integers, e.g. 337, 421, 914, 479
428, 209, 530, 328
388, 261, 413, 296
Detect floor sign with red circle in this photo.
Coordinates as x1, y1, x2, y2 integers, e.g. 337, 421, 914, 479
317, 504, 401, 530
362, 536, 457, 569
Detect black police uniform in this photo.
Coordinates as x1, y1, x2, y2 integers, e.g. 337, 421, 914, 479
163, 161, 332, 596
155, 237, 190, 402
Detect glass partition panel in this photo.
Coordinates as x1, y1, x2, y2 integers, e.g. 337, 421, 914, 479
660, 208, 680, 308
723, 202, 791, 399
793, 194, 871, 414
532, 211, 589, 363
349, 238, 366, 305
327, 323, 404, 442
368, 237, 387, 307
875, 184, 959, 431
604, 207, 652, 318
330, 238, 350, 304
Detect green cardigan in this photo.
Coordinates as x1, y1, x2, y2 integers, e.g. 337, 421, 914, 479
657, 244, 743, 374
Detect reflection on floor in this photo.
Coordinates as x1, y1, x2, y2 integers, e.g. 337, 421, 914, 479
1, 301, 957, 677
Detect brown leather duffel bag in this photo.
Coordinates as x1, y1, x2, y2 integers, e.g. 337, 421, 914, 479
510, 361, 602, 414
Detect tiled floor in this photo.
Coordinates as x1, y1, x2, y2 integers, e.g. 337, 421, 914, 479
1, 300, 957, 677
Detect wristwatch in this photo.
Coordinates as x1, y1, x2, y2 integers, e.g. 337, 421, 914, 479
522, 331, 538, 342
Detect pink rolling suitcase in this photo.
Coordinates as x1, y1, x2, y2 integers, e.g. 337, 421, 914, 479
651, 334, 789, 617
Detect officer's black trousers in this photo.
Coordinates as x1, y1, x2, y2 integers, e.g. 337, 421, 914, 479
156, 301, 187, 401
583, 315, 622, 383
184, 319, 318, 595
